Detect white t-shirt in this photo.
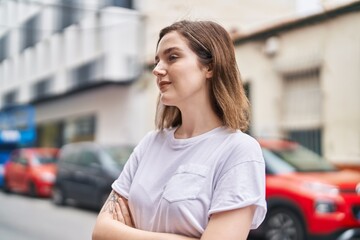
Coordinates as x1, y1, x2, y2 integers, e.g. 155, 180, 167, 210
112, 126, 267, 238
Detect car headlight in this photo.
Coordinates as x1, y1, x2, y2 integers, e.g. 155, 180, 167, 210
315, 199, 337, 213
303, 182, 339, 195
40, 172, 55, 183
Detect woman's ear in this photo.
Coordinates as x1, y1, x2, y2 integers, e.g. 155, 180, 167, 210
206, 63, 213, 79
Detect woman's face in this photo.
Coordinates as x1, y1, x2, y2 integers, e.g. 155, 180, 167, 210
153, 31, 212, 108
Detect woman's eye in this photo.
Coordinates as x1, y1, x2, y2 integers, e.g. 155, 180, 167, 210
168, 55, 178, 61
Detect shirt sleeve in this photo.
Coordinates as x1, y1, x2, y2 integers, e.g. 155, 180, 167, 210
208, 138, 267, 229
111, 131, 154, 199
111, 151, 138, 199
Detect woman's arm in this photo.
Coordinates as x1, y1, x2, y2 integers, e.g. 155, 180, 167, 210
200, 206, 256, 240
93, 191, 256, 240
92, 191, 199, 240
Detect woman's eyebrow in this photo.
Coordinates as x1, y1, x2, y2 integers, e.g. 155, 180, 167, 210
155, 47, 182, 61
163, 47, 182, 55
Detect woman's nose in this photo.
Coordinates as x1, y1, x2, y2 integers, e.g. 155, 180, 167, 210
152, 63, 167, 77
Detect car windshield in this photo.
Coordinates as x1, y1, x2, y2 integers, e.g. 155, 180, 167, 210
263, 149, 296, 174
102, 146, 133, 169
33, 153, 57, 165
264, 143, 336, 172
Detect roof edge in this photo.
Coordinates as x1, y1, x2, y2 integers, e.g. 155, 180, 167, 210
233, 1, 360, 45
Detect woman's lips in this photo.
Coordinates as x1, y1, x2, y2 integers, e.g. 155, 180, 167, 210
158, 81, 171, 91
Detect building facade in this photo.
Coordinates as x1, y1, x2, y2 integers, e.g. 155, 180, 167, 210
0, 0, 155, 147
2, 0, 358, 161
136, 0, 300, 62
1, 0, 303, 148
233, 1, 360, 166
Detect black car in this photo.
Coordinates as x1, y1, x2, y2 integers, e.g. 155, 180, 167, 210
52, 142, 134, 210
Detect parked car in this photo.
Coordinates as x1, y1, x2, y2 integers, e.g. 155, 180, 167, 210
250, 139, 360, 240
3, 148, 59, 197
0, 144, 18, 188
52, 142, 134, 210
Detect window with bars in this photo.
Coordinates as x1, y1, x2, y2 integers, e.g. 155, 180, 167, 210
282, 67, 323, 155
282, 68, 322, 128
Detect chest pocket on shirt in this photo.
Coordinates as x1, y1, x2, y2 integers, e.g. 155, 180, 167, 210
163, 163, 209, 203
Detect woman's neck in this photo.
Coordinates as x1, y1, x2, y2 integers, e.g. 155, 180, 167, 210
174, 108, 223, 139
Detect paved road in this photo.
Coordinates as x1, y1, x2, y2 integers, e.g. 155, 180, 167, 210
0, 191, 261, 240
0, 191, 98, 240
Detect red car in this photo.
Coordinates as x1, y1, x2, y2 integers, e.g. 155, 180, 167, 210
3, 148, 59, 197
250, 139, 360, 240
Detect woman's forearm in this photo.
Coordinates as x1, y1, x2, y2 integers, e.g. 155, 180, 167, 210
92, 218, 198, 240
93, 191, 199, 240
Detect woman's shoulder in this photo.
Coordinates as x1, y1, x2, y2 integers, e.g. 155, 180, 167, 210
227, 130, 260, 147
225, 130, 263, 160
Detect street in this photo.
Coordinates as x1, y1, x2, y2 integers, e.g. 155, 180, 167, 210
0, 191, 98, 240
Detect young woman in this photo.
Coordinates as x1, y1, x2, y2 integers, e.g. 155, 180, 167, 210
92, 20, 266, 240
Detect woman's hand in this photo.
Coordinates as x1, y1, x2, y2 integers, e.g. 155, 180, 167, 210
113, 195, 134, 227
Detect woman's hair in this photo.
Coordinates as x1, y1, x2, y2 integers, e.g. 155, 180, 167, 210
155, 20, 250, 132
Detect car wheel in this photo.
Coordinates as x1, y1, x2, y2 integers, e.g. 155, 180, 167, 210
28, 182, 37, 197
264, 208, 305, 240
52, 186, 66, 206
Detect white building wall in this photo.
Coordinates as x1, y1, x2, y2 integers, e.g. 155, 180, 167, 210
135, 0, 299, 62
236, 43, 283, 138
35, 78, 157, 146
235, 11, 360, 165
0, 1, 148, 146
322, 13, 360, 164
0, 2, 143, 106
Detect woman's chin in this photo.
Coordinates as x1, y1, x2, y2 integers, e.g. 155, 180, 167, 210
160, 95, 175, 106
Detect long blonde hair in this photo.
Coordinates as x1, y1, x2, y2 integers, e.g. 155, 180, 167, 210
155, 20, 250, 132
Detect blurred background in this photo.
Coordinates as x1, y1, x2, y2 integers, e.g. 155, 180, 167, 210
0, 0, 360, 239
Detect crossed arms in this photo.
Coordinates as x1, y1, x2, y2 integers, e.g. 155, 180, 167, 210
92, 190, 255, 240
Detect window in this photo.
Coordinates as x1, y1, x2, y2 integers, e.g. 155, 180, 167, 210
70, 60, 99, 88
74, 61, 93, 86
62, 147, 80, 165
3, 90, 18, 106
243, 82, 252, 135
102, 0, 133, 9
21, 14, 40, 52
75, 116, 96, 138
55, 0, 80, 32
282, 68, 321, 127
36, 121, 64, 148
10, 151, 20, 163
32, 77, 53, 100
79, 150, 100, 167
0, 34, 9, 62
64, 115, 96, 143
281, 67, 323, 155
288, 129, 322, 156
18, 156, 28, 165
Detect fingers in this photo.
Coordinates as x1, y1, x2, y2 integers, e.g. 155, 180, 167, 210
111, 196, 134, 227
114, 201, 125, 223
118, 197, 134, 227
